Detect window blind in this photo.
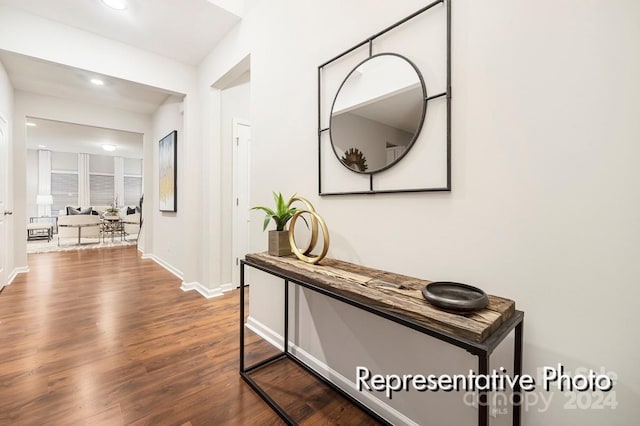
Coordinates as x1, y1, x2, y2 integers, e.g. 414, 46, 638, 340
51, 172, 78, 216
90, 174, 115, 206
124, 176, 142, 206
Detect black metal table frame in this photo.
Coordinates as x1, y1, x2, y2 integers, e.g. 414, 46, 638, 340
240, 259, 524, 426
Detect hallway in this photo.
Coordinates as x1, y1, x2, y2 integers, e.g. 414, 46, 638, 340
0, 246, 377, 425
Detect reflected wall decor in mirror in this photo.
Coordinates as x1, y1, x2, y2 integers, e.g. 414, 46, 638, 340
318, 0, 451, 195
330, 53, 427, 174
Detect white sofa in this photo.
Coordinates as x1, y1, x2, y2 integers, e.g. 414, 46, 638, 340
57, 214, 102, 244
57, 205, 140, 244
123, 212, 141, 239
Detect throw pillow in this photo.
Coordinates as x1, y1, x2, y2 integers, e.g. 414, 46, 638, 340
127, 207, 136, 215
69, 207, 92, 215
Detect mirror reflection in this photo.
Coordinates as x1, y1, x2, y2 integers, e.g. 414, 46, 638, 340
330, 53, 426, 174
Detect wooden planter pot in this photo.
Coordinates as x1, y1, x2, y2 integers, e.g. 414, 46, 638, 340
268, 230, 291, 257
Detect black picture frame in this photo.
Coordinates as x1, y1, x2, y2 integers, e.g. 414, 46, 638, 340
158, 130, 177, 212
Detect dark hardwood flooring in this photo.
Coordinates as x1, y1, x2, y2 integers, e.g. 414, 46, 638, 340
0, 246, 380, 425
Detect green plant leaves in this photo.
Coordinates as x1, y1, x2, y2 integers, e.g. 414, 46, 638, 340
251, 192, 304, 232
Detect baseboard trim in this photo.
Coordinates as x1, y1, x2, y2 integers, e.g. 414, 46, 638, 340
246, 316, 284, 349
244, 316, 417, 426
140, 254, 228, 299
141, 253, 183, 280
180, 281, 224, 299
7, 266, 30, 286
220, 282, 236, 293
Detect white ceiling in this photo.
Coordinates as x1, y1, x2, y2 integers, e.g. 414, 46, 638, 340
0, 50, 176, 114
26, 117, 143, 159
0, 0, 245, 159
0, 0, 242, 65
345, 86, 424, 134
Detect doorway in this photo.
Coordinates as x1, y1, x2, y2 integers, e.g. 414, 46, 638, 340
0, 115, 9, 288
213, 54, 250, 290
232, 119, 251, 288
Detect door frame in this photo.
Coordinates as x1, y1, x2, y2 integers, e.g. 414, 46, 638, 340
231, 118, 251, 289
0, 114, 9, 289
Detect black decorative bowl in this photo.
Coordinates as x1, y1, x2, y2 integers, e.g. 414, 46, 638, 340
422, 282, 489, 313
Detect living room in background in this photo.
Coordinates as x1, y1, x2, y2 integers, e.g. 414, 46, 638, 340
25, 118, 145, 221
24, 120, 144, 250
29, 152, 144, 217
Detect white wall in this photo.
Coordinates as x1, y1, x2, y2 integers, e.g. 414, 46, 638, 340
151, 96, 186, 276
0, 59, 14, 284
200, 0, 640, 424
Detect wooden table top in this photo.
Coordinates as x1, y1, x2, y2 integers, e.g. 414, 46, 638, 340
245, 252, 515, 343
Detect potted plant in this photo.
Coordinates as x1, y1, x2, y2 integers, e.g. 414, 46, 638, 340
105, 206, 119, 217
105, 195, 120, 218
252, 192, 301, 256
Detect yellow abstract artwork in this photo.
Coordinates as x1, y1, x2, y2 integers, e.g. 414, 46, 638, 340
159, 131, 177, 211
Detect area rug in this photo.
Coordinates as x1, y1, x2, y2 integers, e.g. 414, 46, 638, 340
27, 235, 138, 254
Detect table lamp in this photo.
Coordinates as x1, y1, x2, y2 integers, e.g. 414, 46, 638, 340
36, 194, 53, 217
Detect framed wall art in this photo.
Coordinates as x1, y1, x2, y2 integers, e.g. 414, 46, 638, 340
159, 130, 177, 212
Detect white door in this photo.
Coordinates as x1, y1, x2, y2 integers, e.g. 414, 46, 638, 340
0, 115, 9, 289
232, 119, 251, 288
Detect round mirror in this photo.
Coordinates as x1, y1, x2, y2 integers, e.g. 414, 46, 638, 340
329, 53, 427, 174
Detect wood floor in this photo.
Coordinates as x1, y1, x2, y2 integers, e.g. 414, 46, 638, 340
0, 246, 381, 425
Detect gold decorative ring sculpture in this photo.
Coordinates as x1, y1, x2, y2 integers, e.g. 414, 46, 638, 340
288, 209, 330, 264
290, 196, 318, 255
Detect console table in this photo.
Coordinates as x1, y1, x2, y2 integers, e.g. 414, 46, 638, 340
240, 253, 524, 426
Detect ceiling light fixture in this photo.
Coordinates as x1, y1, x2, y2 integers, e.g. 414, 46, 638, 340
26, 122, 37, 127
90, 78, 105, 86
101, 0, 128, 11
38, 144, 46, 148
102, 144, 117, 152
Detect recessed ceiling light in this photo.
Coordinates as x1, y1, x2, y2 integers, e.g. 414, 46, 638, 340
101, 0, 128, 11
26, 122, 37, 127
102, 144, 117, 152
38, 144, 46, 148
90, 78, 105, 86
